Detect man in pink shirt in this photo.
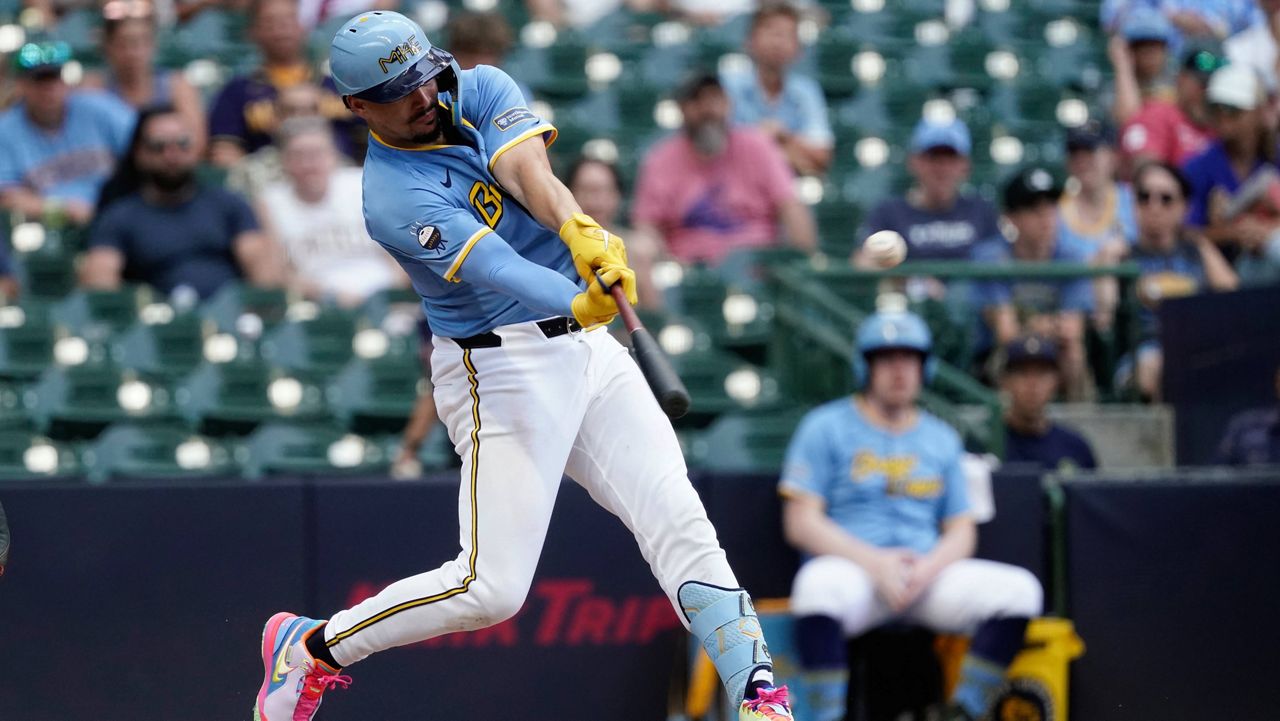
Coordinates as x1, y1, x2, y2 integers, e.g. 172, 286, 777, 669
632, 73, 816, 267
1119, 48, 1221, 173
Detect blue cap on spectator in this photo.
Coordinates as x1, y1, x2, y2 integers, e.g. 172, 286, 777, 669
1002, 334, 1059, 372
910, 118, 971, 157
1122, 7, 1172, 44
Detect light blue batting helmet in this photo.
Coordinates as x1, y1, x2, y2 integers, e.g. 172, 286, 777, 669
852, 310, 936, 388
329, 11, 459, 105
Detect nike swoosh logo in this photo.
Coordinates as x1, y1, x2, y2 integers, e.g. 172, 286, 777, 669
271, 624, 302, 683
441, 168, 452, 188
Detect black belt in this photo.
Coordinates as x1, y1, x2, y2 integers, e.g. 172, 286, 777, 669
450, 317, 582, 349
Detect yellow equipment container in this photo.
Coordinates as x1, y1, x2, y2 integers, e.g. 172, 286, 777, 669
938, 617, 1085, 721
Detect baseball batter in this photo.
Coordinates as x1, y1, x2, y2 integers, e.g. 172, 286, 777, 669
253, 12, 793, 721
780, 311, 1043, 721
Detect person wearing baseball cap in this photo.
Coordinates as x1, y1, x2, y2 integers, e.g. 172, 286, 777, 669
1184, 64, 1276, 255
0, 41, 135, 226
855, 116, 999, 266
999, 334, 1097, 471
1060, 120, 1137, 257
1117, 46, 1223, 171
970, 167, 1094, 400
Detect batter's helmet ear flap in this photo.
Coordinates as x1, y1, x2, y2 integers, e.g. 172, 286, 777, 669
853, 350, 936, 389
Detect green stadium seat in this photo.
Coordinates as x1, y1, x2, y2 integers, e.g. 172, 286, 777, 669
54, 287, 154, 333
30, 366, 182, 440
0, 433, 82, 481
114, 312, 208, 380
328, 356, 422, 434
0, 310, 56, 380
179, 360, 330, 436
0, 379, 31, 431
686, 407, 806, 472
359, 287, 421, 327
372, 422, 458, 472
668, 349, 782, 426
14, 250, 76, 300
259, 307, 359, 373
200, 283, 293, 334
86, 423, 240, 482
812, 199, 863, 258
243, 421, 388, 478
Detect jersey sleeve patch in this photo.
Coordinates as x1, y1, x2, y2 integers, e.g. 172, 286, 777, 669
492, 106, 536, 132
415, 224, 444, 251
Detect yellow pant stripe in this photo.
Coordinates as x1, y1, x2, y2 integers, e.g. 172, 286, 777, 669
328, 349, 482, 647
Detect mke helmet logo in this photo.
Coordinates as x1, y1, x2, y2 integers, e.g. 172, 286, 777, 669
378, 34, 423, 74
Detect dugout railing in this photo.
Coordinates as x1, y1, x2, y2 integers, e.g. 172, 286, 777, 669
769, 260, 1144, 457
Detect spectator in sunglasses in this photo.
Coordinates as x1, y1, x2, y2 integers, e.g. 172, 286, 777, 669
1118, 161, 1237, 401
1185, 65, 1277, 259
84, 4, 206, 149
83, 106, 283, 299
0, 42, 134, 225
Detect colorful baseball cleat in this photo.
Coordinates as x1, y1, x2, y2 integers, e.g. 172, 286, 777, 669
255, 612, 351, 721
739, 685, 795, 721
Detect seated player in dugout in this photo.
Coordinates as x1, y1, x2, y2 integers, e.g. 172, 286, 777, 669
780, 310, 1043, 721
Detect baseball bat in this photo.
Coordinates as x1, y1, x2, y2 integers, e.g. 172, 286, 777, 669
610, 284, 691, 419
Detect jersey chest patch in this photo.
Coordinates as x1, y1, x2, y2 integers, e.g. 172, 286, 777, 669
492, 106, 536, 131
416, 224, 444, 251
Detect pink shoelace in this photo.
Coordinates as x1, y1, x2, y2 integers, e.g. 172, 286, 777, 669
294, 671, 353, 718
745, 685, 791, 713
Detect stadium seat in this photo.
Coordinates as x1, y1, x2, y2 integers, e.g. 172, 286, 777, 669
686, 407, 807, 472
114, 312, 207, 380
86, 423, 240, 482
328, 356, 422, 434
243, 420, 389, 478
54, 287, 153, 334
179, 360, 331, 436
0, 379, 31, 431
0, 310, 56, 380
30, 365, 182, 440
14, 250, 76, 300
669, 349, 782, 426
812, 199, 864, 258
0, 433, 82, 481
200, 283, 293, 335
259, 306, 359, 373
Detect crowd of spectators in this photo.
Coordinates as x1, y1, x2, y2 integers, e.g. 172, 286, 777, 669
0, 0, 1276, 456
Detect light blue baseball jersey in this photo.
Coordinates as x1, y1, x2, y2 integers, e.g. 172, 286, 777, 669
779, 398, 970, 555
361, 64, 576, 339
720, 67, 833, 146
0, 90, 135, 206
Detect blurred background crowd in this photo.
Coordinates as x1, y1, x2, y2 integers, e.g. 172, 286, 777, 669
0, 0, 1276, 479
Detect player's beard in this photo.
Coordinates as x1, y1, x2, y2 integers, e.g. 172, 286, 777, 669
410, 106, 446, 145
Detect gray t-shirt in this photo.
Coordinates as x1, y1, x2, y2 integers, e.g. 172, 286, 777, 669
859, 194, 1000, 261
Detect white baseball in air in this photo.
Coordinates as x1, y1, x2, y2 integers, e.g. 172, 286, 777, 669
863, 230, 908, 269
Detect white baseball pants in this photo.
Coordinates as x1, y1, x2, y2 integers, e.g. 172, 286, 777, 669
790, 556, 1043, 638
323, 321, 738, 666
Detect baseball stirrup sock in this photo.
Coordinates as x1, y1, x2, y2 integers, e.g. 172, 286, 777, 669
305, 624, 343, 670
951, 617, 1031, 717
678, 582, 772, 703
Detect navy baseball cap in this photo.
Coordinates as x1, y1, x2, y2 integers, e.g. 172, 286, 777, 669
1065, 120, 1116, 152
1003, 166, 1062, 211
1003, 334, 1059, 371
910, 117, 971, 156
1122, 7, 1172, 44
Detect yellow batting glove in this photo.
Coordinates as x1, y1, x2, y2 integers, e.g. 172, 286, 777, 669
570, 266, 623, 327
599, 260, 638, 306
559, 213, 629, 284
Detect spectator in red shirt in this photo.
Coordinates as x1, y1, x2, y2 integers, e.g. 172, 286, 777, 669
1118, 48, 1223, 174
631, 72, 816, 266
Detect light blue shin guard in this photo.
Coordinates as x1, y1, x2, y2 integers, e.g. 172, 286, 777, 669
678, 581, 773, 703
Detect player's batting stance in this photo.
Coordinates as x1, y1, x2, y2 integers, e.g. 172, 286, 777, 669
781, 311, 1043, 721
253, 12, 793, 721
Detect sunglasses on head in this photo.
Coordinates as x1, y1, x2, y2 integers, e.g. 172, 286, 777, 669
142, 136, 192, 153
1137, 189, 1178, 206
